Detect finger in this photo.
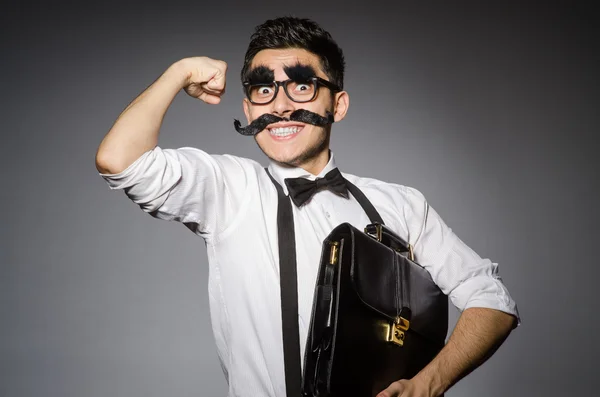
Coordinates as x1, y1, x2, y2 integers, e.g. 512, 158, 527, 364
207, 74, 226, 91
198, 92, 221, 105
201, 83, 225, 97
376, 381, 405, 397
207, 61, 227, 90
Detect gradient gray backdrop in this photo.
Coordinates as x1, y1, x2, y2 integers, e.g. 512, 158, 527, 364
2, 1, 598, 396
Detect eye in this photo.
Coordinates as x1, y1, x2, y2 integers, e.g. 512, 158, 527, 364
295, 84, 311, 92
257, 86, 274, 95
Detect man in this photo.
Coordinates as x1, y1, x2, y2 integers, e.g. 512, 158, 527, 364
96, 17, 519, 397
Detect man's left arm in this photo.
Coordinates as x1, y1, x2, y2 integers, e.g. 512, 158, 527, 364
377, 307, 516, 397
379, 189, 520, 396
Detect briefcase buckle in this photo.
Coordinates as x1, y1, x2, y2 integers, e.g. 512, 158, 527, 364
385, 316, 411, 346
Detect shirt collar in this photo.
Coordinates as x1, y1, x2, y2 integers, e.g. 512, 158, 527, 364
267, 150, 339, 196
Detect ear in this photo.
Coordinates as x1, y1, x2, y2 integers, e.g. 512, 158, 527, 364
242, 98, 252, 123
332, 91, 349, 122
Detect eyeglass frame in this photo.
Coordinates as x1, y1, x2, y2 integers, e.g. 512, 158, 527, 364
242, 76, 341, 105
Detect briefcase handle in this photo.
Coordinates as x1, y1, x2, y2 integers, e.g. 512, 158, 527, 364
365, 222, 415, 261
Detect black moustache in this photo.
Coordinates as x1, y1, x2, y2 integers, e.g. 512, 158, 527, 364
234, 109, 334, 136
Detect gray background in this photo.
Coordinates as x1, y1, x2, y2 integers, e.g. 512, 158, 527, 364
1, 1, 598, 396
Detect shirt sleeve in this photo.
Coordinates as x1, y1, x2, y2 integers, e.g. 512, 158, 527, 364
406, 188, 521, 325
98, 146, 254, 238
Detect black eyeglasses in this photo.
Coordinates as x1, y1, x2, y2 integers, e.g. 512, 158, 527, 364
243, 77, 340, 105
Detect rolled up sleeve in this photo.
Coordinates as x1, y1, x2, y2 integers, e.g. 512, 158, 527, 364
413, 200, 521, 325
99, 146, 253, 238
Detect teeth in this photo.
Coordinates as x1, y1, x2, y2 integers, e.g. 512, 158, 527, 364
269, 127, 300, 136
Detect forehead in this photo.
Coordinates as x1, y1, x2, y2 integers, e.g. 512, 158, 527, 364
250, 48, 325, 77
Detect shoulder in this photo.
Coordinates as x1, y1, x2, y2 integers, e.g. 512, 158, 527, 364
342, 171, 430, 242
166, 146, 265, 177
342, 171, 428, 209
173, 147, 262, 167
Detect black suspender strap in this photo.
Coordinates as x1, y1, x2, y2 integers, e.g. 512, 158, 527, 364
266, 169, 303, 397
344, 179, 385, 225
264, 168, 385, 396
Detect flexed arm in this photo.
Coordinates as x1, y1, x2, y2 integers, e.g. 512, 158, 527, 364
95, 57, 228, 174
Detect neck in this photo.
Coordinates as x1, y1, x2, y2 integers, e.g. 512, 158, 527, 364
271, 148, 331, 175
298, 149, 330, 175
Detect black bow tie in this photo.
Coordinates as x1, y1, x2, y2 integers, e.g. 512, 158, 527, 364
284, 168, 349, 207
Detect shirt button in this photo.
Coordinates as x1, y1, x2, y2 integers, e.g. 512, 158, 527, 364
325, 212, 331, 218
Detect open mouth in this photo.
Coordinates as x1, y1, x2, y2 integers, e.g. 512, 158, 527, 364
267, 124, 304, 139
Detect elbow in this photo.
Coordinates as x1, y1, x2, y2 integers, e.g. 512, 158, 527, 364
95, 140, 159, 174
95, 151, 110, 174
95, 148, 127, 175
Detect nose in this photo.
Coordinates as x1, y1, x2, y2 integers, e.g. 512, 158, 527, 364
270, 85, 295, 117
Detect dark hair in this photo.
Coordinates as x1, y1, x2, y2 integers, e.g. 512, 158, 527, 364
241, 17, 345, 90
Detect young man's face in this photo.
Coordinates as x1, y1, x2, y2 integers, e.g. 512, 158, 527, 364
243, 48, 349, 173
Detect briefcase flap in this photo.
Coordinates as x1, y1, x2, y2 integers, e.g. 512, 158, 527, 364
346, 224, 448, 342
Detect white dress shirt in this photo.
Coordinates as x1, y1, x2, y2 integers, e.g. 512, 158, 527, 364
100, 146, 519, 397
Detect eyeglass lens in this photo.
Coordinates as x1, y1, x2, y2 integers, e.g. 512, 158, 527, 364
248, 80, 316, 104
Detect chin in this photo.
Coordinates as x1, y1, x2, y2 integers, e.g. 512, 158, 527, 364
255, 127, 330, 168
267, 145, 329, 169
255, 135, 295, 161
266, 150, 303, 167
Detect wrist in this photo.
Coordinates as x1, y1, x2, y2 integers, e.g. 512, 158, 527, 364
164, 59, 191, 89
412, 369, 446, 397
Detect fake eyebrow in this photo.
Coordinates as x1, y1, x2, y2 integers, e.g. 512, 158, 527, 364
283, 63, 318, 82
245, 65, 275, 85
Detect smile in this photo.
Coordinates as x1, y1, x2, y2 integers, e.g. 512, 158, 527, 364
267, 123, 304, 139
270, 126, 300, 136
